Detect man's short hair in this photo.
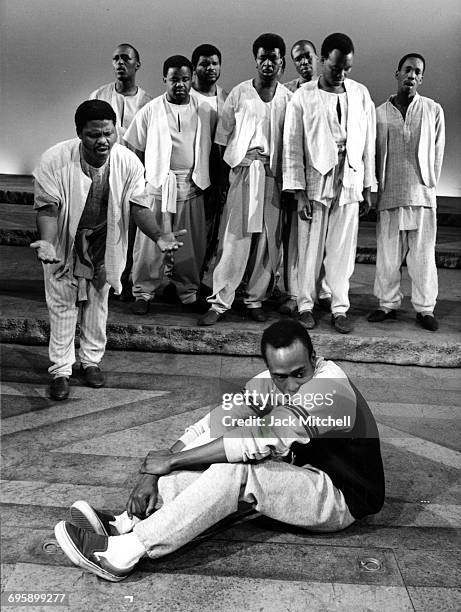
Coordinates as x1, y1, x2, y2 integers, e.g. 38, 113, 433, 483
321, 33, 354, 59
163, 55, 194, 77
116, 43, 140, 62
397, 52, 426, 73
191, 44, 222, 67
261, 320, 314, 362
291, 39, 317, 57
252, 33, 286, 58
75, 100, 116, 134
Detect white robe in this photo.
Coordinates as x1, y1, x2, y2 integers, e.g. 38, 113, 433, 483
33, 139, 146, 293
124, 93, 212, 193
283, 77, 376, 204
89, 82, 152, 143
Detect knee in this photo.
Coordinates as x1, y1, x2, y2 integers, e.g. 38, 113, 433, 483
207, 462, 248, 481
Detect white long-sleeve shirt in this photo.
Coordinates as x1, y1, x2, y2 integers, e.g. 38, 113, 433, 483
376, 94, 445, 211
178, 358, 356, 462
33, 139, 146, 293
283, 77, 376, 206
89, 82, 152, 143
215, 80, 291, 179
124, 93, 212, 192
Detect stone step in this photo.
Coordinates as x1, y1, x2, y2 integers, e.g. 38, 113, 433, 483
1, 245, 460, 367
0, 202, 460, 268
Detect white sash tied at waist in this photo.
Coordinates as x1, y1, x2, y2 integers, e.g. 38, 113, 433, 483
239, 154, 273, 233
159, 169, 200, 214
161, 170, 178, 214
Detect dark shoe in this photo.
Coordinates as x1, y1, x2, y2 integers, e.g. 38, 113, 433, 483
54, 521, 132, 582
416, 313, 439, 331
118, 289, 134, 303
278, 298, 298, 315
131, 299, 149, 315
299, 311, 316, 329
317, 297, 332, 312
332, 314, 353, 334
182, 297, 210, 314
197, 309, 223, 326
247, 307, 267, 323
50, 376, 70, 401
69, 500, 118, 536
368, 309, 397, 323
80, 365, 105, 388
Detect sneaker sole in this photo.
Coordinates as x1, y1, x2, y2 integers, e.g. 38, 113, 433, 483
54, 521, 127, 582
69, 501, 109, 536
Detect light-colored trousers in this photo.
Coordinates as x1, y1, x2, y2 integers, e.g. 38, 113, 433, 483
133, 460, 354, 559
132, 194, 206, 304
43, 265, 110, 378
281, 205, 299, 300
374, 207, 438, 312
208, 166, 281, 313
297, 200, 359, 315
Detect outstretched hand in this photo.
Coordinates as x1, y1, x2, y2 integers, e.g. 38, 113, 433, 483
30, 240, 61, 264
157, 229, 187, 253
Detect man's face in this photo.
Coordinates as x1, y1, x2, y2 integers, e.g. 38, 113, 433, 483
78, 119, 117, 166
265, 340, 315, 396
195, 54, 221, 85
112, 45, 140, 82
164, 66, 192, 103
292, 42, 317, 81
255, 47, 283, 80
321, 49, 353, 89
395, 57, 424, 97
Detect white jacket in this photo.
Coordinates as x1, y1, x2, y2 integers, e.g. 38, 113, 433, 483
33, 139, 145, 292
124, 93, 212, 191
283, 78, 376, 195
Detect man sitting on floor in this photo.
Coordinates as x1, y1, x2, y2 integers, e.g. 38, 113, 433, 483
54, 320, 385, 582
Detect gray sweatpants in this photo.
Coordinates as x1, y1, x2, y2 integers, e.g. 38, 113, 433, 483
133, 460, 354, 559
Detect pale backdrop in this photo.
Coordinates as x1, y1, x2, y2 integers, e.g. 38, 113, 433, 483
1, 0, 460, 196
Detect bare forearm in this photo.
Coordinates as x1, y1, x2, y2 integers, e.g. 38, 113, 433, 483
131, 204, 163, 242
170, 438, 227, 470
141, 438, 227, 475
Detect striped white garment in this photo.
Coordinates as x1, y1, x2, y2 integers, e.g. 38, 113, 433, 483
374, 207, 438, 313
44, 261, 110, 377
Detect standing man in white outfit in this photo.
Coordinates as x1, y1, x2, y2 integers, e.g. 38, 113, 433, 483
368, 53, 445, 331
89, 43, 152, 145
199, 33, 292, 326
280, 39, 319, 316
189, 44, 229, 274
283, 33, 375, 334
124, 56, 213, 315
31, 100, 185, 401
90, 43, 153, 300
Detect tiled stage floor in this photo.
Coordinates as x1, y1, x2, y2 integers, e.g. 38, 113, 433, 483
1, 345, 460, 611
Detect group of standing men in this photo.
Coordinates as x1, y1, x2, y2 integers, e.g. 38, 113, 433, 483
31, 32, 445, 400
